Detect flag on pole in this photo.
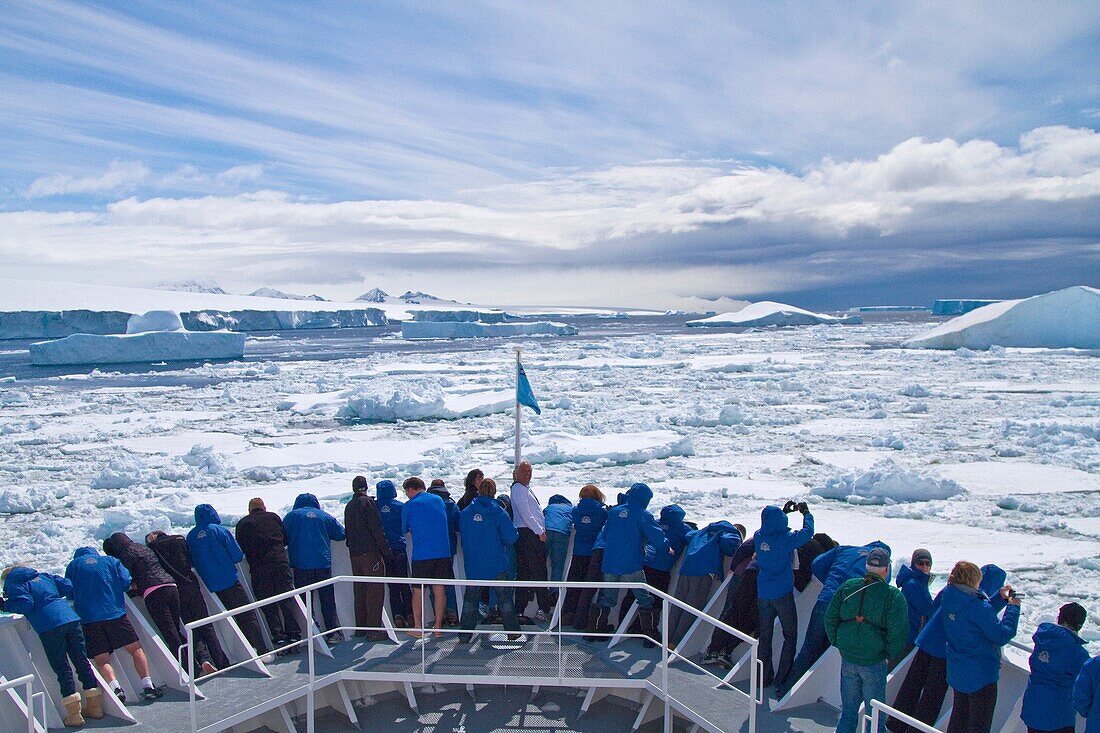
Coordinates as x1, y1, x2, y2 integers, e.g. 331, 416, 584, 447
516, 362, 541, 415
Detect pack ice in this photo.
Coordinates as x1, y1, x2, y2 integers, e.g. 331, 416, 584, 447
686, 300, 862, 327
29, 310, 246, 366
401, 312, 578, 339
905, 285, 1100, 350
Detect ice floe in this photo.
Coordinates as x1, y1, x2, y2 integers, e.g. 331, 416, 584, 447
686, 301, 862, 328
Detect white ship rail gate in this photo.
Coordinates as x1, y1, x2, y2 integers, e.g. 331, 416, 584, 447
184, 575, 762, 733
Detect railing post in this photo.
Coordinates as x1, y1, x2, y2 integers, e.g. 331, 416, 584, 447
662, 595, 671, 733
307, 587, 315, 733
23, 678, 33, 733
871, 704, 881, 733
188, 624, 197, 733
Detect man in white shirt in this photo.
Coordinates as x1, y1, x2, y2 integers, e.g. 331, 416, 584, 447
510, 461, 551, 621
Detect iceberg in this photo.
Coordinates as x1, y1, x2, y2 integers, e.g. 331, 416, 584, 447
932, 299, 1002, 316
29, 310, 246, 366
686, 301, 862, 327
402, 320, 577, 339
813, 462, 965, 504
516, 430, 694, 465
904, 286, 1100, 350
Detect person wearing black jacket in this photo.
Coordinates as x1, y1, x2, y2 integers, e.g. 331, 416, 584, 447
457, 469, 483, 511
344, 476, 391, 640
144, 530, 229, 670
235, 498, 301, 650
103, 532, 217, 676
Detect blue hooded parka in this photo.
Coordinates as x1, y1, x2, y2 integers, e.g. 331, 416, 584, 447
678, 521, 741, 578
754, 505, 814, 601
64, 547, 130, 624
2, 567, 80, 633
283, 493, 346, 570
916, 564, 1006, 660
544, 494, 574, 536
1021, 622, 1089, 731
1074, 654, 1100, 733
571, 497, 607, 557
600, 483, 668, 575
186, 504, 244, 593
943, 573, 1020, 693
375, 480, 406, 553
896, 562, 934, 645
812, 541, 893, 605
459, 495, 519, 580
645, 504, 689, 573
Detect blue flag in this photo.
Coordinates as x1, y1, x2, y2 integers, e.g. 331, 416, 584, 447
516, 362, 541, 415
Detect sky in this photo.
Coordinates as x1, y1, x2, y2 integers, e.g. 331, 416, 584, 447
0, 1, 1098, 310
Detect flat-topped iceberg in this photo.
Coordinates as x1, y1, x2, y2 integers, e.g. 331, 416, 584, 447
402, 320, 577, 339
686, 301, 862, 328
29, 310, 246, 366
932, 299, 1002, 316
905, 286, 1100, 350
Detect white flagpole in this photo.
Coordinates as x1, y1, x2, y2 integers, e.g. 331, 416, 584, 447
514, 346, 522, 465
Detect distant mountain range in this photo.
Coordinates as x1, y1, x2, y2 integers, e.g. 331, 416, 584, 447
248, 287, 327, 301
355, 288, 457, 305
154, 281, 457, 305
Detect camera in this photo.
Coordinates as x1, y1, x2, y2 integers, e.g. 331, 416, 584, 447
782, 500, 798, 514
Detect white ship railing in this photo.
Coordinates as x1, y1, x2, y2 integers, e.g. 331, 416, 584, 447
0, 673, 46, 733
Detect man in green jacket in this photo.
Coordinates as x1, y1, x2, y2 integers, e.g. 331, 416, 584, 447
825, 547, 909, 733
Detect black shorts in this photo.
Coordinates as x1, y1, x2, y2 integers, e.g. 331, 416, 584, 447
82, 616, 138, 658
411, 557, 454, 580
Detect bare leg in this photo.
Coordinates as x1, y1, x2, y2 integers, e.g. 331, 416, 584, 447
93, 653, 116, 685
432, 585, 446, 635
124, 642, 150, 679
409, 585, 424, 638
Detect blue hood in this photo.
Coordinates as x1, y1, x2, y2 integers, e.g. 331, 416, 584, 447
74, 546, 98, 560
376, 480, 397, 502
5, 566, 38, 584
660, 504, 686, 525
896, 563, 929, 589
293, 492, 320, 510
548, 494, 572, 506
195, 504, 221, 526
979, 564, 1006, 598
626, 482, 653, 509
760, 505, 788, 533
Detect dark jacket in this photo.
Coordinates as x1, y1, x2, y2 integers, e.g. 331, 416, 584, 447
754, 505, 814, 601
344, 492, 390, 558
1021, 622, 1089, 731
103, 532, 174, 593
679, 521, 741, 578
601, 483, 668, 575
645, 504, 689, 573
942, 581, 1020, 693
571, 497, 608, 557
459, 496, 518, 580
794, 535, 830, 592
916, 564, 1006, 660
376, 480, 406, 553
64, 547, 130, 623
235, 509, 290, 567
186, 504, 244, 593
147, 533, 201, 596
896, 563, 934, 645
1, 567, 80, 633
283, 493, 346, 570
428, 487, 460, 556
1075, 654, 1100, 733
825, 573, 909, 666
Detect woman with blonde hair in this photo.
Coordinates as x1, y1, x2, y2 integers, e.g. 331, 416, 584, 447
942, 560, 1020, 733
561, 484, 608, 628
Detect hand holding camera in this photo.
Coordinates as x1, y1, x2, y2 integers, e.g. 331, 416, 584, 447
796, 501, 809, 515
782, 500, 798, 514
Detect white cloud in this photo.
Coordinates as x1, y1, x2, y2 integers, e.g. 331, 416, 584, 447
26, 160, 149, 198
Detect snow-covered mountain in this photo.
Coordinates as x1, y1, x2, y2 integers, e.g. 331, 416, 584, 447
155, 279, 228, 294
355, 287, 458, 305
355, 287, 390, 303
248, 287, 327, 301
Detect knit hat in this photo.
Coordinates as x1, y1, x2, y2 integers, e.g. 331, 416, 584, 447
1058, 602, 1087, 631
352, 475, 368, 493
248, 497, 265, 512
866, 547, 891, 570
911, 548, 932, 566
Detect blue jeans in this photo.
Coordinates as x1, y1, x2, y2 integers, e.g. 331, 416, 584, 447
757, 592, 798, 687
780, 599, 830, 695
40, 621, 98, 697
598, 570, 653, 611
460, 573, 519, 637
839, 659, 887, 733
547, 531, 570, 584
294, 566, 339, 633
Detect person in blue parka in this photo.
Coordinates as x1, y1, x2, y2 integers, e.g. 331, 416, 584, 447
284, 492, 346, 640
667, 520, 741, 646
889, 564, 1006, 733
591, 482, 668, 641
376, 479, 412, 627
544, 494, 574, 599
1076, 652, 1100, 733
1021, 602, 1089, 733
563, 484, 607, 629
458, 478, 521, 640
898, 548, 935, 648
65, 547, 160, 702
1, 564, 101, 725
186, 504, 270, 656
943, 560, 1020, 733
779, 539, 892, 698
619, 503, 691, 628
754, 501, 814, 688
